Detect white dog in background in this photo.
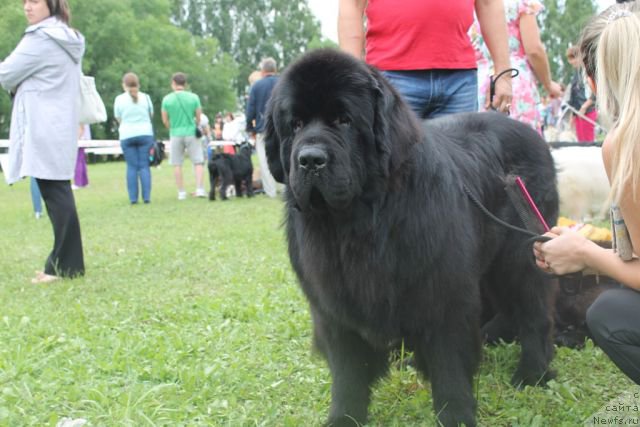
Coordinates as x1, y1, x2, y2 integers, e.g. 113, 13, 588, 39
552, 146, 610, 221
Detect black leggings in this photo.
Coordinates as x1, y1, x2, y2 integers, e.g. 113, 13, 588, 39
587, 287, 640, 385
36, 179, 85, 278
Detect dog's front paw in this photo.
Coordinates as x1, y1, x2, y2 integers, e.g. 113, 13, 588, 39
433, 397, 477, 427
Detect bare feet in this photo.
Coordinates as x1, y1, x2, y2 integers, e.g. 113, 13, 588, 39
31, 271, 59, 284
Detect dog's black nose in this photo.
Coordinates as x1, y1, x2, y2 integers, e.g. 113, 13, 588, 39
298, 146, 327, 171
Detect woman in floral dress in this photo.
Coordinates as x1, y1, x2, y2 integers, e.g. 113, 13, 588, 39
472, 0, 563, 133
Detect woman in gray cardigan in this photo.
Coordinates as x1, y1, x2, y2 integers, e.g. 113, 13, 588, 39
0, 0, 85, 283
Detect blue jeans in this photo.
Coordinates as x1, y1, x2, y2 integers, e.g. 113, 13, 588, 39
30, 176, 42, 214
382, 69, 478, 119
121, 135, 154, 203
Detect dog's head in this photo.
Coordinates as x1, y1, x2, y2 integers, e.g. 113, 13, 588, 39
264, 49, 421, 212
236, 141, 253, 158
209, 153, 232, 179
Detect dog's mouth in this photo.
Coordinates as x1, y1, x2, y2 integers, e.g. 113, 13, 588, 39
308, 186, 327, 211
292, 180, 356, 214
292, 181, 328, 212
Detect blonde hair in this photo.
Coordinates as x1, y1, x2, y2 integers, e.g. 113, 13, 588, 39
122, 72, 140, 103
595, 9, 640, 204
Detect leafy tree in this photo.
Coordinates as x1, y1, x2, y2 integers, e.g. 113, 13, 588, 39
308, 36, 338, 51
539, 0, 597, 86
172, 0, 323, 95
0, 0, 237, 139
73, 0, 237, 139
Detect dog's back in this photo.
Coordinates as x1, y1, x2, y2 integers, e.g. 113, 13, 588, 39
424, 112, 558, 230
230, 143, 253, 177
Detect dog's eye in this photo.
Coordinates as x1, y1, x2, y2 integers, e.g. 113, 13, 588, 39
293, 119, 303, 132
333, 116, 351, 127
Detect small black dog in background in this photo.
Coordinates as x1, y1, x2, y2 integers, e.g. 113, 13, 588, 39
208, 142, 254, 200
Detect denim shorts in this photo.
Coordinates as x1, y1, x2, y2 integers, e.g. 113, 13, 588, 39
382, 69, 478, 119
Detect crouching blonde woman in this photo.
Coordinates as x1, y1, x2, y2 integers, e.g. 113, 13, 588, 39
534, 3, 640, 385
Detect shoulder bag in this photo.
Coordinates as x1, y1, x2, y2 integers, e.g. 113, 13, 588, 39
78, 75, 107, 124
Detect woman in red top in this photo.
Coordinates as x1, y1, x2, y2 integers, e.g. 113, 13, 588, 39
338, 0, 513, 118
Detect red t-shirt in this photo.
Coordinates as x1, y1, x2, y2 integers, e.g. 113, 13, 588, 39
365, 0, 477, 71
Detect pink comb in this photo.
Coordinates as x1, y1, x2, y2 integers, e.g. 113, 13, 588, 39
514, 176, 550, 232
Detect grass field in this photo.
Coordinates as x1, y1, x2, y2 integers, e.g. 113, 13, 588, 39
0, 160, 635, 426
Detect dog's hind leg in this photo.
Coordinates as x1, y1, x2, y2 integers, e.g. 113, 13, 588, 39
487, 246, 555, 387
312, 310, 389, 426
245, 173, 254, 197
413, 311, 480, 427
511, 278, 555, 387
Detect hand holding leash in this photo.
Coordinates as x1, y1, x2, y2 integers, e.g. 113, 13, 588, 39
489, 68, 519, 114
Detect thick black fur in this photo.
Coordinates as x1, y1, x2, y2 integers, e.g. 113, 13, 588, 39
483, 242, 620, 349
264, 49, 559, 427
552, 275, 618, 347
208, 142, 254, 200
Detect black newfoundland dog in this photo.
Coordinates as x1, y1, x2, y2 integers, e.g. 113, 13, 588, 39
207, 142, 254, 200
264, 49, 559, 427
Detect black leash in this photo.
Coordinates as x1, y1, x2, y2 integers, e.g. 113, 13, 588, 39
463, 183, 555, 277
463, 183, 588, 290
462, 184, 549, 243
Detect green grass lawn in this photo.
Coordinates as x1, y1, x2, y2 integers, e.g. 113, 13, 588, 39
0, 161, 635, 426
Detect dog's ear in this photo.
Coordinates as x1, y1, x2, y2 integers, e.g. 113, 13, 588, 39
264, 100, 286, 183
370, 69, 393, 177
369, 66, 421, 177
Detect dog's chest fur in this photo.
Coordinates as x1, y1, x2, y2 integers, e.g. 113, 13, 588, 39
286, 198, 486, 342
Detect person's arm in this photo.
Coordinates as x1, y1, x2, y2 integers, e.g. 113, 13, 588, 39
161, 96, 170, 129
534, 132, 640, 289
338, 0, 367, 60
579, 96, 595, 115
193, 94, 202, 128
0, 35, 47, 93
581, 240, 640, 290
475, 0, 512, 111
535, 228, 640, 290
602, 130, 640, 257
195, 108, 202, 128
245, 87, 257, 135
147, 94, 154, 118
113, 97, 122, 124
519, 13, 563, 99
161, 110, 170, 129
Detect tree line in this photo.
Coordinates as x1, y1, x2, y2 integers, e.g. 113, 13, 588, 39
0, 0, 596, 140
